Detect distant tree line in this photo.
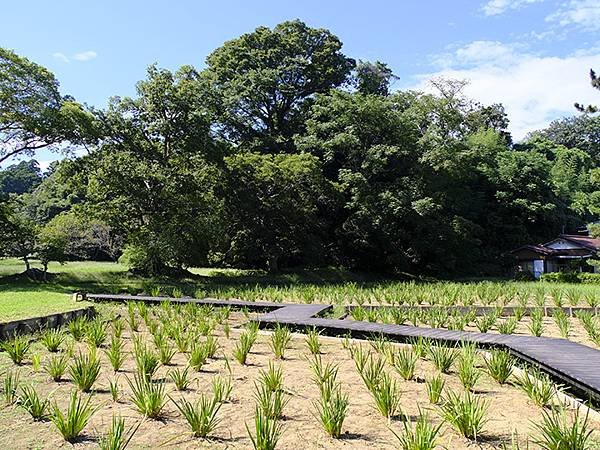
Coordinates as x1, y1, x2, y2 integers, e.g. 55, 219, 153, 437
1, 20, 599, 277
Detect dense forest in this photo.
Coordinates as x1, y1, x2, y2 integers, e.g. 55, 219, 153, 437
1, 20, 600, 277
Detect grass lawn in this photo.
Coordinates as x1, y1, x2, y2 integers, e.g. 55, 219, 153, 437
0, 290, 90, 322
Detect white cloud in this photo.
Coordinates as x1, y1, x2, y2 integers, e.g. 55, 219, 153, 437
72, 50, 97, 62
481, 0, 545, 16
434, 41, 525, 68
52, 52, 69, 63
413, 42, 600, 140
546, 0, 600, 30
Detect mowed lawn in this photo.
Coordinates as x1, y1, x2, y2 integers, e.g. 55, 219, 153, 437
0, 291, 89, 322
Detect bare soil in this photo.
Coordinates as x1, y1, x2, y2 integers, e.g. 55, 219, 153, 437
0, 307, 598, 449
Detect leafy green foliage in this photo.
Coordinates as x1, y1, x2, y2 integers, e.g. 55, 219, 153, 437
50, 390, 98, 442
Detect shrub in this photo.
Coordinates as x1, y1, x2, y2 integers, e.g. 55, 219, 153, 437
246, 406, 283, 450
127, 375, 167, 419
426, 374, 445, 404
45, 354, 69, 382
440, 390, 489, 440
98, 415, 140, 450
540, 272, 579, 283
532, 407, 593, 450
391, 409, 442, 450
50, 390, 98, 442
393, 347, 417, 381
41, 328, 66, 352
69, 350, 101, 392
269, 325, 292, 359
0, 334, 30, 365
171, 394, 222, 438
484, 349, 513, 384
18, 385, 49, 420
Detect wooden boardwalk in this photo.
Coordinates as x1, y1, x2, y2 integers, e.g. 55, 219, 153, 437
86, 293, 600, 403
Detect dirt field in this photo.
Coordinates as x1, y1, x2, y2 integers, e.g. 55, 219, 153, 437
0, 305, 598, 449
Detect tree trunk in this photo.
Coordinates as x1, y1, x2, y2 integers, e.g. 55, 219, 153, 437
266, 255, 279, 273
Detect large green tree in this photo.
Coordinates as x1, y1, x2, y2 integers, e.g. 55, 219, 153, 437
222, 152, 336, 271
201, 20, 355, 153
82, 65, 223, 274
0, 48, 96, 164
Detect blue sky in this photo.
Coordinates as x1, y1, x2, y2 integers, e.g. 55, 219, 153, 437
2, 0, 599, 168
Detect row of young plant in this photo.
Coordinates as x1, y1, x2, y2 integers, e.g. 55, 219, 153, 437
189, 280, 600, 309
227, 320, 597, 450
350, 305, 600, 345
0, 301, 240, 447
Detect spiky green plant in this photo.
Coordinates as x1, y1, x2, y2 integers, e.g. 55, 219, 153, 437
108, 377, 120, 402
2, 368, 20, 404
425, 374, 445, 404
0, 334, 30, 365
112, 318, 125, 339
254, 381, 289, 420
532, 407, 593, 450
133, 341, 160, 380
69, 350, 101, 392
269, 324, 292, 359
528, 309, 544, 337
105, 334, 126, 372
189, 342, 209, 371
45, 353, 69, 382
258, 362, 283, 392
86, 320, 107, 348
233, 332, 254, 365
204, 335, 219, 359
484, 349, 514, 384
498, 318, 518, 335
246, 406, 283, 450
18, 385, 49, 420
68, 317, 88, 341
393, 347, 417, 381
515, 368, 559, 407
552, 309, 570, 339
313, 383, 348, 438
41, 328, 66, 352
390, 409, 443, 450
126, 302, 139, 332
50, 390, 98, 442
31, 352, 42, 372
171, 394, 222, 438
440, 390, 489, 440
305, 327, 321, 355
370, 371, 402, 419
410, 336, 430, 359
127, 375, 167, 419
428, 344, 458, 374
168, 366, 191, 391
211, 375, 232, 403
457, 343, 480, 391
98, 415, 140, 450
359, 352, 385, 392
